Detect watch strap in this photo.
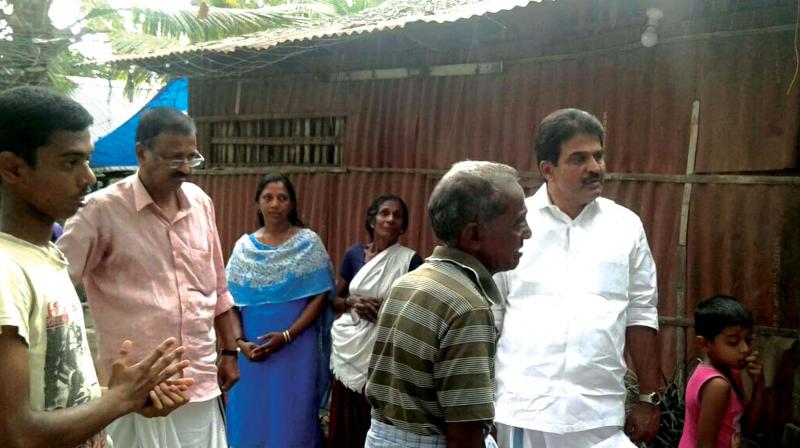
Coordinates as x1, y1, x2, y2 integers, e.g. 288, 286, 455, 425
638, 392, 660, 405
220, 348, 239, 358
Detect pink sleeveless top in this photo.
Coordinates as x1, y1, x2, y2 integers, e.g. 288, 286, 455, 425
679, 364, 744, 448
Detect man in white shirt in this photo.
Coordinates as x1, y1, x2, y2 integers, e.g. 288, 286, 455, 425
494, 108, 660, 447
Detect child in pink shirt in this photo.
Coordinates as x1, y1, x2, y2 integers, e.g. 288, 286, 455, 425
679, 295, 764, 448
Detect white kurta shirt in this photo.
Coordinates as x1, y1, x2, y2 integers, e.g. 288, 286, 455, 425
493, 185, 658, 434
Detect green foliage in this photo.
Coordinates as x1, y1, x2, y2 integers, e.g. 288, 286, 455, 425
316, 0, 386, 16
625, 367, 688, 448
650, 374, 687, 448
0, 0, 389, 91
197, 0, 265, 7
128, 5, 306, 44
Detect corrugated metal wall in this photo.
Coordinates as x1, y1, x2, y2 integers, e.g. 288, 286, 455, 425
186, 0, 800, 441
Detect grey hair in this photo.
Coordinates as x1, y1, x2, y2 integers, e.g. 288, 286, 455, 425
428, 160, 520, 246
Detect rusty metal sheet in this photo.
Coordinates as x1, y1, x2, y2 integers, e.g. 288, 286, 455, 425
695, 31, 800, 173
687, 183, 800, 329
191, 44, 702, 175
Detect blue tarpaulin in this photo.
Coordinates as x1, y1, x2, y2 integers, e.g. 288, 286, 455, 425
91, 78, 188, 171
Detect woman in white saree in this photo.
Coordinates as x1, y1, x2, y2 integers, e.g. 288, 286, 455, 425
328, 194, 423, 448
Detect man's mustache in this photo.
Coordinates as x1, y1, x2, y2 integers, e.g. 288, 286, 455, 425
582, 174, 604, 185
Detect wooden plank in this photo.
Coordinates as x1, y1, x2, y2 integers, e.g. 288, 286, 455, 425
335, 117, 345, 165
234, 81, 242, 115
194, 166, 346, 175
675, 99, 700, 385
248, 120, 256, 164
282, 119, 289, 164
294, 167, 800, 184
267, 119, 275, 163
659, 316, 800, 339
210, 136, 344, 145
196, 123, 212, 162
346, 167, 446, 176
604, 173, 800, 186
195, 112, 348, 123
303, 119, 312, 164
193, 164, 800, 185
685, 100, 700, 177
224, 121, 233, 165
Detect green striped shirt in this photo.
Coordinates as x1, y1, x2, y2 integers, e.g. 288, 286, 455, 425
365, 245, 500, 436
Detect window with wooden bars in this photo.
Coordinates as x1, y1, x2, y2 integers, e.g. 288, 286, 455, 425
206, 116, 345, 167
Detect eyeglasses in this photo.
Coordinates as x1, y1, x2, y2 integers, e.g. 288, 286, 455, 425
156, 153, 205, 169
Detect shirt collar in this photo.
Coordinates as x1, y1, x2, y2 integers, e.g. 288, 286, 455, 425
529, 184, 553, 211
132, 172, 191, 213
528, 183, 600, 220
427, 245, 502, 305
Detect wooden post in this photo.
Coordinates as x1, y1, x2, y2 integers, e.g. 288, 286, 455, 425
234, 81, 242, 115
282, 119, 290, 164
245, 119, 253, 165
267, 119, 275, 164
302, 119, 310, 165
334, 117, 344, 165
234, 81, 242, 166
675, 99, 700, 386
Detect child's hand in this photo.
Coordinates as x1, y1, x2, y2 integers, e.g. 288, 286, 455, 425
745, 350, 763, 382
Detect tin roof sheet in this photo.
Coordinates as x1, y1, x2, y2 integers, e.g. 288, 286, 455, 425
112, 0, 541, 63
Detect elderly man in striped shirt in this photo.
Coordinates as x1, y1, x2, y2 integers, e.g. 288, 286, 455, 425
364, 160, 532, 448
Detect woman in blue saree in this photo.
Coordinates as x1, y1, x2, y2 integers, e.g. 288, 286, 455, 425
226, 174, 334, 448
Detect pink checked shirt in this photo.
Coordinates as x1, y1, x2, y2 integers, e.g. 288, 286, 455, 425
58, 174, 234, 402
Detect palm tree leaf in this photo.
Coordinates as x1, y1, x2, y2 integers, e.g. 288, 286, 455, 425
128, 5, 316, 44
106, 30, 184, 56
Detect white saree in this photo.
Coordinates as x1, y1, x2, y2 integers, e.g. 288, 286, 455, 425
330, 243, 416, 392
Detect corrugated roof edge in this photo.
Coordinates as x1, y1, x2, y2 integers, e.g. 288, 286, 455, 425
111, 0, 540, 64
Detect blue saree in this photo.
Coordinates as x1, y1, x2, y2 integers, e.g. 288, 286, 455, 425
225, 229, 334, 448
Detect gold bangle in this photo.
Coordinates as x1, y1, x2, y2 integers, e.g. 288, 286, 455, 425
283, 330, 292, 343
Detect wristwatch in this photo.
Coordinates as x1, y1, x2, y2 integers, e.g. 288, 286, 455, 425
638, 391, 661, 406
220, 348, 239, 358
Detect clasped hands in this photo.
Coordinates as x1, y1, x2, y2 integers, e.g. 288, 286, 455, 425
106, 337, 194, 418
348, 294, 381, 323
237, 330, 293, 362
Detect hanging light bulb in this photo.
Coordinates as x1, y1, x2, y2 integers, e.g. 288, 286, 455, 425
641, 8, 664, 48
641, 26, 658, 47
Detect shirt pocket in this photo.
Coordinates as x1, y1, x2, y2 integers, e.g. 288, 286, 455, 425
182, 245, 217, 298
585, 259, 629, 299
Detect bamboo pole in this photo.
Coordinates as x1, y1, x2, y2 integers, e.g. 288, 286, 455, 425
659, 316, 799, 339
304, 119, 312, 164
192, 165, 800, 185
244, 119, 254, 165
234, 81, 242, 115
674, 100, 700, 386
334, 117, 344, 165
282, 119, 289, 164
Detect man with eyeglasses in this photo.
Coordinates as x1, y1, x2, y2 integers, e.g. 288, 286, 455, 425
59, 107, 241, 448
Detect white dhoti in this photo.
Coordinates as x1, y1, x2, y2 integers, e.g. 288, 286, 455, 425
497, 423, 636, 448
107, 397, 227, 448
